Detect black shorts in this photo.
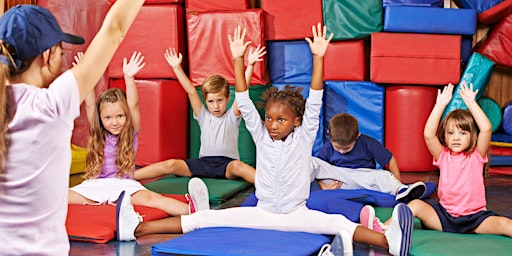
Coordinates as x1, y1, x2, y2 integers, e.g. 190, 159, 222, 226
421, 203, 498, 234
184, 156, 235, 179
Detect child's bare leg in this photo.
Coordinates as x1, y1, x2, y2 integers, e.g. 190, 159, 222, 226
406, 199, 442, 230
68, 190, 98, 204
134, 159, 191, 180
134, 216, 183, 237
131, 190, 189, 215
353, 226, 388, 249
225, 160, 255, 183
474, 216, 512, 237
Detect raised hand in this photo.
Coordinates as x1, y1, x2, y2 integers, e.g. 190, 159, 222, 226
436, 83, 454, 107
459, 81, 478, 105
72, 52, 84, 67
247, 44, 266, 65
229, 25, 252, 59
164, 47, 183, 68
123, 51, 146, 79
305, 22, 334, 58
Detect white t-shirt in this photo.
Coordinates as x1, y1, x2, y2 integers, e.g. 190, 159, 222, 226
195, 106, 241, 160
0, 70, 80, 255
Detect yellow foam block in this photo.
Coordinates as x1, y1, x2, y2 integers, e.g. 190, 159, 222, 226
70, 144, 87, 175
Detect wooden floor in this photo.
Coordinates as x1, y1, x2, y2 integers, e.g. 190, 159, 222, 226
69, 172, 512, 256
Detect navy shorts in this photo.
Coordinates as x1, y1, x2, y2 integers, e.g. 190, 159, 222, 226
421, 203, 498, 234
184, 156, 235, 179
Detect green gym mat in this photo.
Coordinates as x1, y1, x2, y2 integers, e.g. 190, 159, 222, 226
143, 175, 252, 208
374, 207, 512, 256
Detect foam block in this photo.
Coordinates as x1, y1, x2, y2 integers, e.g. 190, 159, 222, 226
453, 0, 502, 13
186, 0, 249, 12
370, 32, 461, 85
477, 12, 512, 68
108, 0, 182, 3
502, 103, 512, 135
110, 79, 188, 166
186, 10, 267, 86
108, 4, 186, 79
383, 6, 477, 35
478, 0, 512, 24
262, 0, 323, 40
324, 40, 366, 81
442, 52, 495, 119
268, 41, 312, 83
478, 97, 502, 133
385, 86, 438, 172
324, 81, 384, 145
323, 0, 383, 40
383, 0, 443, 7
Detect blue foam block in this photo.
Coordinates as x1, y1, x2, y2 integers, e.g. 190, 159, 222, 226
268, 41, 312, 83
384, 6, 477, 35
453, 0, 502, 14
152, 227, 330, 256
383, 0, 443, 7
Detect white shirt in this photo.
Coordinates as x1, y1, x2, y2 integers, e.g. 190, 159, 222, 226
196, 106, 241, 159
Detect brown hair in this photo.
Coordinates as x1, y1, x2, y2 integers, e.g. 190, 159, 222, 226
437, 109, 478, 154
200, 75, 230, 100
261, 85, 305, 123
328, 113, 359, 145
83, 88, 136, 179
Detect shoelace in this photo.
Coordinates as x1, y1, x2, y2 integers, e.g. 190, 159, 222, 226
317, 244, 332, 256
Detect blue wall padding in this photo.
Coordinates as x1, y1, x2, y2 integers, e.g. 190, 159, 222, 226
502, 103, 512, 135
384, 6, 477, 35
442, 52, 495, 119
383, 0, 443, 7
461, 35, 473, 64
152, 227, 330, 256
268, 41, 312, 83
272, 83, 324, 155
478, 97, 502, 133
324, 81, 384, 144
453, 0, 503, 14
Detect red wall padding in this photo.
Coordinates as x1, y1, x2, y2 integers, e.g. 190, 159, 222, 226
477, 12, 512, 68
186, 9, 267, 86
38, 0, 111, 147
370, 32, 461, 85
478, 0, 512, 25
108, 4, 186, 79
262, 0, 323, 41
110, 79, 188, 166
385, 86, 438, 172
186, 0, 250, 12
324, 40, 366, 81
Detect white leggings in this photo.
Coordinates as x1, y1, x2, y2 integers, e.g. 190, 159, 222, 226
181, 205, 359, 237
311, 157, 403, 194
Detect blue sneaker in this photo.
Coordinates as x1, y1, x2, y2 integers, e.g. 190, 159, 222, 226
395, 182, 426, 203
317, 230, 353, 256
385, 203, 413, 256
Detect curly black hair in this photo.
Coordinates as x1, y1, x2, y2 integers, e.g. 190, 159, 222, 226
260, 85, 306, 122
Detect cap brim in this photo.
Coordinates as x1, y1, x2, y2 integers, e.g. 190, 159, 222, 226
63, 33, 85, 45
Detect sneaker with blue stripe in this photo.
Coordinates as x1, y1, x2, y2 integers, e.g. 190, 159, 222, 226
385, 203, 413, 256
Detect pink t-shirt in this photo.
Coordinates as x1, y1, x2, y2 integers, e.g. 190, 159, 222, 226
435, 147, 488, 217
0, 70, 80, 255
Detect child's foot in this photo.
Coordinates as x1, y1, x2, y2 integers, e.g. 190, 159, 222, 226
187, 177, 210, 214
317, 230, 353, 256
360, 205, 386, 234
116, 191, 143, 241
384, 203, 413, 256
395, 181, 426, 203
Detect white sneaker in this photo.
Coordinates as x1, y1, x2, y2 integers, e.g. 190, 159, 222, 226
395, 182, 426, 203
187, 177, 210, 213
385, 203, 413, 256
360, 205, 386, 234
317, 230, 353, 256
116, 191, 143, 241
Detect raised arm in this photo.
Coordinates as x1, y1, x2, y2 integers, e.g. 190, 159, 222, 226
164, 48, 203, 117
459, 81, 492, 157
73, 52, 95, 126
424, 83, 454, 160
305, 23, 333, 91
70, 0, 145, 103
123, 51, 145, 132
229, 25, 251, 93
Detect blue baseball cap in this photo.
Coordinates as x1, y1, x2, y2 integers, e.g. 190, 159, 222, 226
0, 5, 84, 63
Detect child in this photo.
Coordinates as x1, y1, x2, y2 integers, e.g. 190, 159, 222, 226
133, 45, 266, 184
0, 2, 145, 254
115, 24, 414, 256
312, 113, 426, 203
68, 51, 209, 220
362, 82, 512, 238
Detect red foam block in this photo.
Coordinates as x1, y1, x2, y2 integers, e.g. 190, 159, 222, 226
108, 4, 186, 79
370, 32, 461, 85
324, 40, 366, 81
110, 79, 188, 166
385, 86, 438, 172
478, 0, 512, 25
477, 12, 512, 68
186, 0, 249, 12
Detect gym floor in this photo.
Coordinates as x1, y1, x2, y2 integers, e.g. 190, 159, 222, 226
68, 171, 512, 256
